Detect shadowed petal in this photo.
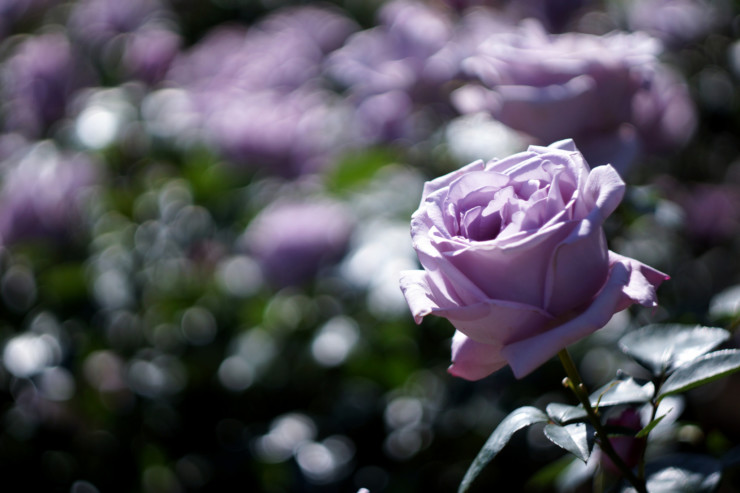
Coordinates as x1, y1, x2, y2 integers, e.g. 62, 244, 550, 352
502, 255, 668, 378
435, 298, 554, 345
448, 331, 507, 380
399, 269, 441, 323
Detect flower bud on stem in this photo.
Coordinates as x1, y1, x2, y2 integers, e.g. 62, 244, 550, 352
557, 349, 648, 493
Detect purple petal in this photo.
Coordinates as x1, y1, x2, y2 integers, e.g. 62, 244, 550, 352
439, 220, 574, 305
502, 253, 668, 378
582, 164, 626, 226
501, 260, 632, 378
399, 269, 440, 323
544, 226, 609, 316
448, 331, 507, 381
434, 298, 554, 345
609, 251, 670, 311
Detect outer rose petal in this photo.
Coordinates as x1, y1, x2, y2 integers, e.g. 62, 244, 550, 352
441, 220, 573, 306
400, 268, 556, 344
448, 331, 507, 380
399, 269, 440, 323
609, 251, 670, 311
501, 254, 668, 378
544, 224, 609, 316
434, 298, 554, 345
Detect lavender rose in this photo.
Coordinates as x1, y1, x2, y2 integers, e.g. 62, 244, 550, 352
242, 198, 354, 288
453, 21, 696, 172
399, 140, 668, 380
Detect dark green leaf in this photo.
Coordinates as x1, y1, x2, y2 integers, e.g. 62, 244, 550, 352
544, 423, 595, 463
325, 147, 397, 194
526, 456, 578, 490
620, 454, 722, 493
659, 349, 740, 398
619, 324, 729, 375
546, 403, 587, 424
635, 413, 669, 439
458, 406, 548, 493
589, 376, 654, 408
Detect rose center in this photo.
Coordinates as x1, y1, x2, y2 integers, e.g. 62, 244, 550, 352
458, 181, 551, 241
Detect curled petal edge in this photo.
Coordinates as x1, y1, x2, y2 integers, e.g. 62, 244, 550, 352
500, 255, 669, 379
400, 270, 555, 345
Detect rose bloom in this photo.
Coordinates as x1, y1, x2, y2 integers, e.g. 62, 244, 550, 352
1, 32, 93, 138
0, 141, 99, 244
242, 199, 355, 288
399, 140, 668, 380
453, 21, 695, 172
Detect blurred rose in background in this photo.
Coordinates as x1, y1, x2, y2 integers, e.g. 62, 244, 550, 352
0, 0, 736, 492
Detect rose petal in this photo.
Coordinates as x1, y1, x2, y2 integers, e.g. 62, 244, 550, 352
414, 236, 490, 306
501, 260, 631, 378
399, 269, 440, 323
609, 251, 670, 311
434, 297, 554, 345
502, 254, 668, 378
544, 225, 609, 316
440, 220, 574, 305
545, 139, 579, 153
582, 164, 625, 226
492, 75, 597, 143
448, 331, 507, 381
421, 159, 486, 198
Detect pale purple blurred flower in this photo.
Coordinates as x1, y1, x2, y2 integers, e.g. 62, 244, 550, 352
203, 88, 353, 175
326, 0, 459, 142
165, 6, 359, 175
658, 176, 740, 242
453, 20, 696, 172
440, 0, 589, 32
495, 0, 591, 33
0, 0, 56, 37
123, 26, 181, 84
1, 32, 94, 137
169, 5, 357, 95
0, 142, 99, 244
631, 67, 697, 155
621, 0, 720, 48
67, 0, 168, 42
67, 0, 180, 84
242, 199, 355, 288
255, 4, 359, 54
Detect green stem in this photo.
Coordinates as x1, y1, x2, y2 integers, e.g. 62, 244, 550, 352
558, 349, 648, 493
638, 400, 658, 481
638, 373, 665, 481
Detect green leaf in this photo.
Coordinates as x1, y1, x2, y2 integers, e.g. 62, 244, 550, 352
635, 413, 669, 439
325, 147, 397, 194
526, 455, 577, 490
619, 324, 730, 375
589, 376, 654, 408
659, 349, 740, 398
458, 406, 548, 493
544, 423, 595, 463
620, 454, 722, 493
546, 402, 587, 424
